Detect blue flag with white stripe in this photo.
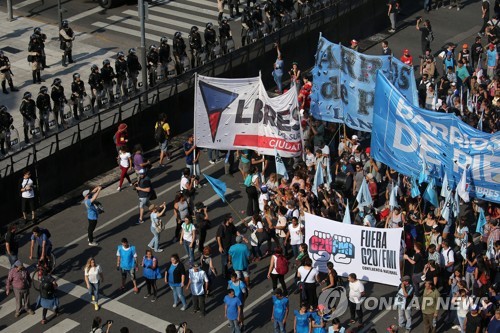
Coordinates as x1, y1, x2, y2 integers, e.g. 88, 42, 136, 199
274, 147, 289, 180
476, 208, 487, 236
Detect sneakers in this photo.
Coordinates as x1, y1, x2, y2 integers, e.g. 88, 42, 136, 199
88, 242, 99, 246
117, 187, 121, 191
151, 297, 157, 302
94, 303, 99, 311
173, 303, 179, 308
144, 294, 151, 299
14, 312, 20, 318
180, 306, 186, 311
155, 249, 164, 253
136, 219, 144, 225
448, 5, 452, 9
452, 325, 461, 330
209, 160, 215, 165
388, 29, 395, 33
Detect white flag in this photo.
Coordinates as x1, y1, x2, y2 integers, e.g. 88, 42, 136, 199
440, 172, 451, 198
343, 199, 351, 224
389, 184, 399, 210
356, 178, 373, 208
457, 168, 470, 203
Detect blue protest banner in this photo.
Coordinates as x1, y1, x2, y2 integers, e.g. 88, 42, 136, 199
309, 36, 419, 132
372, 72, 500, 203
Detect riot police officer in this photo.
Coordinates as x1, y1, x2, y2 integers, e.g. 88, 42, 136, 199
0, 105, 13, 155
33, 27, 49, 69
88, 64, 104, 112
241, 6, 254, 46
0, 51, 19, 94
252, 2, 264, 25
101, 59, 116, 104
19, 92, 37, 144
51, 78, 67, 128
127, 48, 142, 92
189, 26, 203, 68
28, 34, 43, 84
173, 32, 187, 73
219, 18, 233, 54
71, 73, 86, 120
59, 20, 75, 67
159, 37, 171, 79
36, 86, 51, 137
146, 45, 159, 87
204, 23, 217, 59
115, 52, 128, 99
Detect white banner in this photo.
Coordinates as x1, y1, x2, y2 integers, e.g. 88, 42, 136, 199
194, 74, 302, 157
304, 212, 402, 286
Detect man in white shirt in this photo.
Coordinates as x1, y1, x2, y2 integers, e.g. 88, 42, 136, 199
186, 263, 209, 316
440, 240, 455, 294
20, 169, 36, 222
348, 273, 365, 325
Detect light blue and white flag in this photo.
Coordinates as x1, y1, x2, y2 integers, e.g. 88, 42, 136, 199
356, 178, 373, 208
274, 147, 289, 180
343, 199, 352, 224
418, 158, 429, 185
312, 163, 324, 196
411, 177, 421, 198
389, 184, 399, 210
457, 167, 470, 203
476, 208, 487, 236
441, 190, 453, 222
440, 172, 451, 198
423, 177, 439, 208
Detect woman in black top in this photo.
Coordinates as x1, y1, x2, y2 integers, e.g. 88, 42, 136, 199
164, 254, 187, 310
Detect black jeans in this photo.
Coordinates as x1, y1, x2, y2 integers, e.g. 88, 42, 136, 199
88, 219, 97, 243
246, 186, 259, 216
192, 294, 206, 314
349, 300, 363, 322
270, 273, 288, 295
145, 278, 158, 297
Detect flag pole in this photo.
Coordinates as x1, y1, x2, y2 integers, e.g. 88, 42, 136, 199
193, 72, 198, 177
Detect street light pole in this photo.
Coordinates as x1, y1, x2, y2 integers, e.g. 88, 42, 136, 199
7, 0, 13, 21
138, 0, 148, 94
58, 0, 63, 26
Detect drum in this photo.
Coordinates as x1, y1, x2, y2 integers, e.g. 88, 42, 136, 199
334, 172, 347, 191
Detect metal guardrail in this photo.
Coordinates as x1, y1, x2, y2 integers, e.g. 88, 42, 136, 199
0, 0, 367, 178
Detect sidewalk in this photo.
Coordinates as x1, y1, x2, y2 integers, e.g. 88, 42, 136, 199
0, 11, 119, 155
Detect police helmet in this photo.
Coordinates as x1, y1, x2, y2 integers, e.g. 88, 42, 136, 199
117, 51, 125, 58
190, 26, 199, 33
40, 86, 48, 94
128, 48, 136, 55
34, 27, 42, 34
149, 44, 158, 51
73, 73, 80, 80
23, 92, 32, 99
0, 51, 4, 56
52, 78, 62, 86
91, 64, 99, 71
243, 6, 250, 14
103, 59, 110, 66
206, 22, 213, 29
222, 17, 229, 24
0, 105, 7, 113
160, 36, 168, 44
254, 2, 261, 9
174, 31, 182, 39
61, 20, 69, 28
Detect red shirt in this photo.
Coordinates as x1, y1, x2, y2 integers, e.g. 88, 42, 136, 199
116, 131, 128, 147
368, 181, 378, 200
400, 54, 413, 65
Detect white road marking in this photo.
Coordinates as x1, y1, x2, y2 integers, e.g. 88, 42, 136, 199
43, 318, 80, 332
0, 299, 17, 320
66, 6, 104, 23
13, 0, 40, 10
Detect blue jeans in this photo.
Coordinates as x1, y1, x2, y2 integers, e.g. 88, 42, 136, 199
228, 319, 241, 333
423, 0, 430, 10
148, 226, 160, 251
183, 240, 195, 264
398, 308, 411, 330
273, 320, 286, 333
208, 149, 219, 161
171, 285, 187, 307
186, 163, 200, 177
88, 282, 99, 302
291, 244, 299, 258
273, 71, 283, 92
458, 315, 465, 333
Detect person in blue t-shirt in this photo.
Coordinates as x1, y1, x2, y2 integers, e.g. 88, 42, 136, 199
273, 44, 284, 94
294, 304, 311, 333
29, 226, 52, 261
183, 134, 201, 178
82, 186, 102, 247
310, 305, 327, 333
224, 289, 242, 333
271, 288, 289, 333
228, 235, 251, 286
228, 273, 248, 330
116, 238, 139, 294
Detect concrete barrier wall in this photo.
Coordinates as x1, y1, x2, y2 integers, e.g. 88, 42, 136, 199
0, 0, 420, 226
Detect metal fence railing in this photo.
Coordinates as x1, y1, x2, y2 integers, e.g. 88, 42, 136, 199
0, 0, 373, 178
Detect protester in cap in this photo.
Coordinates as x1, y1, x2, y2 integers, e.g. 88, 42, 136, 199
134, 168, 151, 225
83, 186, 102, 247
114, 123, 128, 152
394, 276, 414, 333
464, 304, 482, 333
400, 49, 413, 66
350, 39, 359, 52
421, 281, 439, 333
6, 260, 35, 318
366, 173, 378, 201
116, 237, 139, 294
142, 249, 161, 302
229, 235, 251, 287
186, 262, 209, 316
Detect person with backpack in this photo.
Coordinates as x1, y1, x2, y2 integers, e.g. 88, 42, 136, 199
416, 18, 434, 55
267, 247, 289, 296
83, 186, 102, 247
29, 226, 52, 262
155, 113, 171, 167
229, 235, 251, 287
36, 270, 59, 324
6, 260, 35, 318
